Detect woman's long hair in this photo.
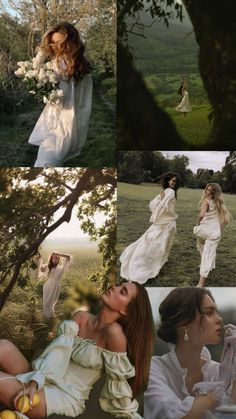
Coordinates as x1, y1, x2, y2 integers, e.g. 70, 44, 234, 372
48, 254, 59, 273
118, 283, 155, 397
39, 22, 91, 81
200, 183, 231, 226
161, 171, 181, 198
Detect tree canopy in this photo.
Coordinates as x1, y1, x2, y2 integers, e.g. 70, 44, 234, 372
0, 167, 116, 310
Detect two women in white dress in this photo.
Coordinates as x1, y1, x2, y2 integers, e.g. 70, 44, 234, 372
144, 287, 236, 419
176, 79, 192, 117
120, 172, 180, 283
38, 251, 71, 318
120, 180, 230, 286
29, 22, 93, 167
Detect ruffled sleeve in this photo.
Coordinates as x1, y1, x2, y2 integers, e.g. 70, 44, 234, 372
99, 351, 143, 419
16, 320, 78, 390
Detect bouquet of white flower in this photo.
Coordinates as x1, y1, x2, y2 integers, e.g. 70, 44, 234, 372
15, 59, 64, 105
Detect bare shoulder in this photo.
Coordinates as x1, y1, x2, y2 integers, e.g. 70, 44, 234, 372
72, 310, 92, 327
105, 322, 127, 353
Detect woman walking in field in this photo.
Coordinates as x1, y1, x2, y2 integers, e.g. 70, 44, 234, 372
193, 183, 231, 287
176, 79, 192, 118
29, 22, 92, 167
37, 251, 71, 318
0, 282, 154, 418
120, 172, 180, 284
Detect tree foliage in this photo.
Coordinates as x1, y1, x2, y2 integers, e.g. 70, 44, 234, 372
0, 167, 116, 310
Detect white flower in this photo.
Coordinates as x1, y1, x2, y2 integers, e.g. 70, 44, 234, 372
25, 70, 38, 78
48, 73, 58, 84
56, 89, 64, 97
29, 90, 36, 95
15, 68, 25, 76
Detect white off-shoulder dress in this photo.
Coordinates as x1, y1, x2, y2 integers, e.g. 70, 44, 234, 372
29, 51, 93, 167
119, 188, 177, 283
16, 320, 143, 419
193, 199, 221, 278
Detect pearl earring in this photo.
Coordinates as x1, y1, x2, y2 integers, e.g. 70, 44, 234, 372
184, 328, 189, 342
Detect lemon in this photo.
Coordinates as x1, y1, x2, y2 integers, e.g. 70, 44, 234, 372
16, 393, 40, 413
0, 410, 17, 419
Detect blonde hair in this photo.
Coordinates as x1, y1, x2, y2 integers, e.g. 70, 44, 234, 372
39, 22, 90, 81
201, 183, 231, 226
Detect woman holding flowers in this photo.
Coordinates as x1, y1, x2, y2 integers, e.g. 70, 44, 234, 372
24, 22, 92, 167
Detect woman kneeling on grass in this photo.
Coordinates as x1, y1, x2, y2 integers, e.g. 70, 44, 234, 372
0, 282, 154, 419
144, 287, 236, 419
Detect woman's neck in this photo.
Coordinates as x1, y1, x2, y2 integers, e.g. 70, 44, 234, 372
92, 306, 121, 330
175, 341, 204, 373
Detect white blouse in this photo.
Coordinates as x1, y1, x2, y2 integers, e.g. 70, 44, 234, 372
144, 345, 219, 419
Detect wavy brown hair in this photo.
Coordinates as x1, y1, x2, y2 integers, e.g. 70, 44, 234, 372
118, 282, 155, 397
39, 22, 91, 81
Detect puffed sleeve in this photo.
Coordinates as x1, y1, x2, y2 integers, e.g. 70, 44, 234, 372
37, 257, 48, 279
144, 357, 194, 419
99, 351, 143, 419
16, 320, 79, 390
149, 188, 175, 224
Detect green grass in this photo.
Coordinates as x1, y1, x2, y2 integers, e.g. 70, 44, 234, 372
0, 243, 102, 359
117, 182, 236, 287
0, 83, 115, 167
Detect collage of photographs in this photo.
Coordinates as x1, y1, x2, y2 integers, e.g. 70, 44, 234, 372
0, 1, 236, 419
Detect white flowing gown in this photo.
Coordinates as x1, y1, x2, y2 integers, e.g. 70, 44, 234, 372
176, 90, 192, 113
39, 258, 71, 318
193, 199, 221, 278
28, 51, 93, 167
119, 188, 177, 284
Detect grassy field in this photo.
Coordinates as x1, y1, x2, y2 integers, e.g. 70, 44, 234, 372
0, 83, 115, 167
117, 182, 236, 287
0, 242, 102, 359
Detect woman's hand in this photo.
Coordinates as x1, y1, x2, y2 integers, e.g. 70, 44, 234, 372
13, 380, 38, 409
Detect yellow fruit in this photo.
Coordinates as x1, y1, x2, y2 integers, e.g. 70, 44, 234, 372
0, 410, 17, 419
16, 393, 40, 413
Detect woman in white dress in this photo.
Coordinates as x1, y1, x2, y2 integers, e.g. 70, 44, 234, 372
193, 183, 231, 287
0, 282, 154, 419
38, 251, 71, 318
176, 79, 192, 118
119, 172, 180, 284
29, 22, 93, 167
144, 287, 236, 419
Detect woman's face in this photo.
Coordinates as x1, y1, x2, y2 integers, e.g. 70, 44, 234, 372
102, 283, 138, 316
168, 176, 177, 189
204, 185, 214, 199
50, 31, 67, 53
187, 294, 223, 345
51, 254, 60, 265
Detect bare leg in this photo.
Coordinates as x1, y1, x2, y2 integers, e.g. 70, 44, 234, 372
0, 339, 30, 375
197, 275, 206, 287
0, 372, 47, 418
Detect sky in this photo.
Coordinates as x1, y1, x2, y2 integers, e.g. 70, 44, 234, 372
161, 151, 229, 173
147, 287, 236, 325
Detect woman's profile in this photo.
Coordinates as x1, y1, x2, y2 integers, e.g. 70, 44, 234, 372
176, 79, 192, 118
144, 287, 236, 419
0, 282, 154, 418
120, 172, 180, 284
29, 22, 92, 167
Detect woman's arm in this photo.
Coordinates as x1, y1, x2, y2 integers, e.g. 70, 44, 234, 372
53, 251, 71, 260
181, 393, 217, 419
197, 199, 209, 224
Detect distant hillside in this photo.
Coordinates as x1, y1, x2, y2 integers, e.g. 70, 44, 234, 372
127, 13, 199, 75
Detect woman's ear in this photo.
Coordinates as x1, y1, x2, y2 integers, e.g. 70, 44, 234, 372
119, 307, 128, 316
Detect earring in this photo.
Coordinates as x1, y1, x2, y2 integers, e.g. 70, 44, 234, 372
184, 328, 189, 342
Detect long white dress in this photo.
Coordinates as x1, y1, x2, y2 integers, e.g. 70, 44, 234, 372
29, 51, 93, 167
119, 188, 177, 284
193, 199, 221, 278
144, 345, 220, 419
176, 90, 192, 113
16, 320, 143, 418
39, 258, 70, 318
